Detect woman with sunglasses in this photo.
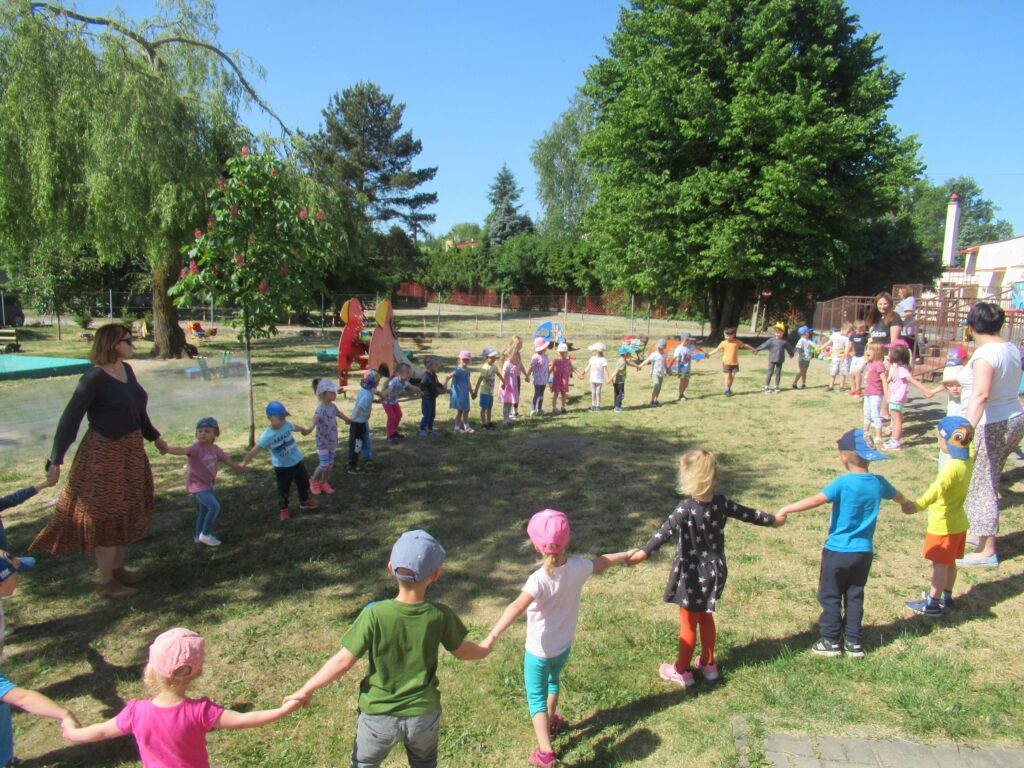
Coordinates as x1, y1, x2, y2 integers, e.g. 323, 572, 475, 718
32, 323, 167, 597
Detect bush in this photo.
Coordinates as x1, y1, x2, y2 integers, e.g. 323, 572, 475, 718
73, 310, 93, 330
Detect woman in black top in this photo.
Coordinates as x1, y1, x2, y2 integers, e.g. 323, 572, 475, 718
32, 324, 167, 598
864, 292, 903, 346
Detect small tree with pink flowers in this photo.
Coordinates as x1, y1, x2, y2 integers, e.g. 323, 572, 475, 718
172, 145, 332, 444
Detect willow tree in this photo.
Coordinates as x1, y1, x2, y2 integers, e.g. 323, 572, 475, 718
0, 1, 288, 356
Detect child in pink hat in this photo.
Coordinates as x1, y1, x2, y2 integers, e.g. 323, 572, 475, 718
482, 510, 635, 768
445, 351, 475, 433
62, 627, 300, 765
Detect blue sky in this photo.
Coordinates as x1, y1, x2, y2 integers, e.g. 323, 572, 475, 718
126, 1, 1023, 239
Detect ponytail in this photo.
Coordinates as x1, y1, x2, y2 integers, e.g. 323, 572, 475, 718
311, 378, 321, 395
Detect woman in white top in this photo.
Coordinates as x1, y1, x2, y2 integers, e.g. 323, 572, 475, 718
958, 302, 1024, 567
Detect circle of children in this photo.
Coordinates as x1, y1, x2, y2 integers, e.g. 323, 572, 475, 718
0, 320, 990, 768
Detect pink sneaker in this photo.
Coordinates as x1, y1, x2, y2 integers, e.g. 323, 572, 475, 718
529, 749, 557, 767
659, 662, 695, 688
697, 661, 719, 681
319, 482, 335, 494
309, 481, 322, 495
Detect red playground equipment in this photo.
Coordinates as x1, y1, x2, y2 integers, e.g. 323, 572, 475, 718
337, 298, 369, 385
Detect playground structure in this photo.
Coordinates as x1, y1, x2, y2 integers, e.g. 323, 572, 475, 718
335, 297, 370, 385
331, 297, 423, 385
367, 298, 423, 380
813, 282, 1024, 379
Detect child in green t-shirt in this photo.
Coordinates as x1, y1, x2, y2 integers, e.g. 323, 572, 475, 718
286, 530, 490, 766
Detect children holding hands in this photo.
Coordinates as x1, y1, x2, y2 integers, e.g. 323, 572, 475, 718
310, 378, 350, 492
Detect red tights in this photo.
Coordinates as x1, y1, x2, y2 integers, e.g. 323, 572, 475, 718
676, 607, 716, 672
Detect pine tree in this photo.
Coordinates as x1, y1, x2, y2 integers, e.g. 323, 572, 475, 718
485, 165, 534, 246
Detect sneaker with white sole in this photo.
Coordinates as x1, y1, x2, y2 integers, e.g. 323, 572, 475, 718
696, 661, 719, 681
658, 662, 695, 688
811, 638, 842, 657
843, 641, 865, 659
197, 533, 221, 547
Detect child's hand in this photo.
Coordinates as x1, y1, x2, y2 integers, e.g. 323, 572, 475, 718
479, 632, 497, 653
901, 500, 917, 515
60, 713, 81, 739
773, 510, 787, 527
625, 549, 647, 566
233, 465, 245, 475
155, 438, 169, 455
284, 691, 310, 709
281, 699, 303, 715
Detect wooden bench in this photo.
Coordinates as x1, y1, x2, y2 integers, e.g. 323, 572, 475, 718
0, 328, 20, 353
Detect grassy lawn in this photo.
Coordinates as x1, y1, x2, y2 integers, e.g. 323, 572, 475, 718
1, 321, 1021, 767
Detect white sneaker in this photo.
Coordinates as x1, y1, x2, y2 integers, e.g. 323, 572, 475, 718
197, 533, 221, 547
463, 426, 475, 433
453, 425, 463, 433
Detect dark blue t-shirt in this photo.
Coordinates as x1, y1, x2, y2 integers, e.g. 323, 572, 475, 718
821, 473, 896, 553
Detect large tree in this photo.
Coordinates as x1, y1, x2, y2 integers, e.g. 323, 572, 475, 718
485, 164, 534, 246
0, 1, 285, 356
909, 176, 1015, 264
302, 82, 438, 238
583, 0, 921, 339
531, 91, 597, 235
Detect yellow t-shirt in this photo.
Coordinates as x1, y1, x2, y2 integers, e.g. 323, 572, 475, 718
716, 339, 742, 366
914, 457, 971, 535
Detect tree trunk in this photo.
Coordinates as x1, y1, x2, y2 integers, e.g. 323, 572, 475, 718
706, 282, 749, 343
244, 313, 256, 448
151, 263, 186, 358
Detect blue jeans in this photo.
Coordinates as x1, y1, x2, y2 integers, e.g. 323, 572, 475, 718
523, 647, 571, 717
420, 398, 437, 431
193, 489, 221, 538
351, 709, 441, 768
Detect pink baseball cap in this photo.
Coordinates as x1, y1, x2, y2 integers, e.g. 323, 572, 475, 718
884, 338, 910, 349
148, 628, 205, 679
527, 509, 570, 554
458, 350, 471, 360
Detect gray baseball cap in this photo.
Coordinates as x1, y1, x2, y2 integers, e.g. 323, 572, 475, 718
390, 530, 447, 582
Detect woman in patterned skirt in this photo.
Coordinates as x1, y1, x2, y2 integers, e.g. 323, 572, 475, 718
32, 323, 167, 597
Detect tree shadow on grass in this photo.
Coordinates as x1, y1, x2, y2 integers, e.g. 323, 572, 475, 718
16, 738, 139, 768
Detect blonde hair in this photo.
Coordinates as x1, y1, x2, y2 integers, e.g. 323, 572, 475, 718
144, 663, 197, 697
541, 552, 559, 578
854, 320, 867, 332
676, 449, 718, 498
90, 323, 132, 366
841, 321, 853, 333
867, 342, 885, 363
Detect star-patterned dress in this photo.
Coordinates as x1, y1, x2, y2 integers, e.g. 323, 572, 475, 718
642, 494, 776, 612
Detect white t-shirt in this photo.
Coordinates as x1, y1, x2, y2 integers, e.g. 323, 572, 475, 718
644, 350, 667, 378
958, 342, 1024, 426
587, 356, 609, 384
896, 295, 916, 336
828, 332, 849, 360
523, 556, 594, 658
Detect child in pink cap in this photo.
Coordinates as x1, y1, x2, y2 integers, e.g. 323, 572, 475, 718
482, 510, 635, 768
445, 351, 474, 433
526, 337, 552, 416
62, 627, 300, 766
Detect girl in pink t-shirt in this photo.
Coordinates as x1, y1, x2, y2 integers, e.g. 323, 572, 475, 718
63, 628, 299, 767
159, 417, 245, 548
549, 343, 574, 415
862, 343, 888, 442
883, 344, 929, 451
498, 339, 523, 426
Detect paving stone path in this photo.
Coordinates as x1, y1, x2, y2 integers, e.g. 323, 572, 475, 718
732, 717, 1024, 767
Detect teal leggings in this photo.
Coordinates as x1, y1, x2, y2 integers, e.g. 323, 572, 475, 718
523, 648, 571, 717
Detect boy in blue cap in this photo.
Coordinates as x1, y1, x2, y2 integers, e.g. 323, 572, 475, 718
903, 416, 974, 615
242, 401, 316, 521
285, 530, 490, 768
612, 345, 639, 412
791, 325, 816, 389
0, 550, 81, 764
779, 429, 911, 658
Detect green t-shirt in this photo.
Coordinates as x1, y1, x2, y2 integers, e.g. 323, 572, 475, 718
614, 357, 629, 383
341, 599, 468, 716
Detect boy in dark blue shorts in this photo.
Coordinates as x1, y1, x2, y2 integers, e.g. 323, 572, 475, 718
779, 429, 910, 658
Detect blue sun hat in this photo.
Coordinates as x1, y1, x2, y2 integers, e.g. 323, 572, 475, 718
618, 344, 631, 355
938, 416, 973, 460
837, 428, 887, 462
265, 401, 289, 418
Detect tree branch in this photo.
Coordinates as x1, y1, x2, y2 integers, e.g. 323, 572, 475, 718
28, 2, 291, 136
152, 37, 291, 136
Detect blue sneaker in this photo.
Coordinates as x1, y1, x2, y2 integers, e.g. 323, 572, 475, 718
956, 554, 999, 567
418, 429, 429, 437
921, 591, 953, 609
906, 598, 942, 616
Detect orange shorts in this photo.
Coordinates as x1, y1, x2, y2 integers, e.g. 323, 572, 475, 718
923, 531, 967, 566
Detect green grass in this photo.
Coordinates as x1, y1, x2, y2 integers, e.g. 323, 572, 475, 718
0, 320, 1021, 766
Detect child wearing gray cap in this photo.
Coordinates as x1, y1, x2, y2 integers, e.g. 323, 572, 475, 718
286, 530, 491, 767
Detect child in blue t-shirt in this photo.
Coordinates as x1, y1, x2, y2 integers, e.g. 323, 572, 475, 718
242, 401, 316, 521
779, 429, 910, 658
